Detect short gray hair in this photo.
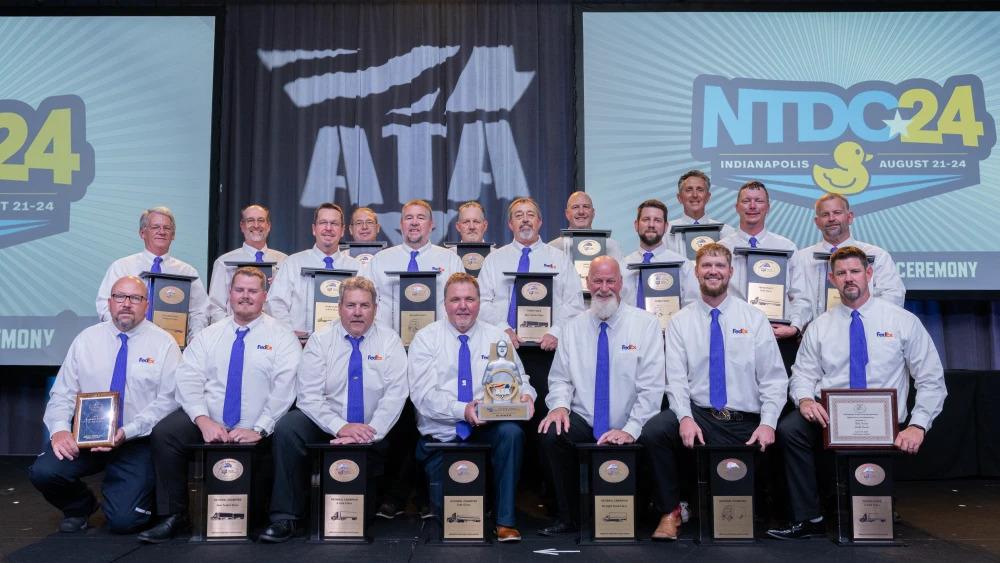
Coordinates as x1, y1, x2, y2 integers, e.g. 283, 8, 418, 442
140, 207, 176, 230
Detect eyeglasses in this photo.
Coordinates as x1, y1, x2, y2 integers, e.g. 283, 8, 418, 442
241, 218, 268, 225
315, 220, 343, 228
352, 220, 377, 227
111, 293, 146, 304
145, 225, 174, 233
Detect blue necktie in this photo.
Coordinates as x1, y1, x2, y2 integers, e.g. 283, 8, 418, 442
407, 250, 419, 272
222, 327, 249, 428
346, 335, 365, 423
507, 247, 531, 329
709, 308, 727, 410
109, 333, 128, 427
749, 236, 758, 249
255, 250, 264, 263
323, 256, 334, 270
456, 334, 473, 440
593, 322, 610, 441
693, 219, 700, 225
850, 310, 869, 389
146, 256, 163, 320
830, 246, 838, 254
636, 251, 653, 308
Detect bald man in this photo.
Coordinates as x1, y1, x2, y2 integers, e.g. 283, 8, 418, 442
548, 191, 623, 260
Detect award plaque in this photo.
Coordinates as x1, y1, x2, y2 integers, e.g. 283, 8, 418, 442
140, 271, 196, 348
190, 444, 257, 542
561, 229, 612, 291
813, 252, 876, 312
388, 271, 441, 347
578, 444, 640, 544
340, 242, 387, 267
476, 340, 530, 421
444, 242, 494, 277
73, 392, 119, 448
822, 389, 898, 449
670, 224, 724, 260
627, 261, 685, 330
427, 443, 490, 544
301, 268, 357, 334
223, 260, 277, 290
835, 452, 898, 544
505, 272, 556, 345
308, 444, 372, 543
734, 248, 793, 324
696, 446, 757, 543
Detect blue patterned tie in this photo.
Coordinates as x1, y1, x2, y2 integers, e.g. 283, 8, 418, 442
346, 335, 365, 423
709, 308, 727, 410
109, 333, 128, 427
456, 334, 473, 440
323, 256, 334, 270
407, 250, 419, 272
255, 250, 264, 263
636, 251, 653, 308
506, 247, 531, 329
850, 310, 869, 389
749, 236, 758, 249
693, 219, 700, 225
593, 322, 610, 441
222, 327, 249, 428
146, 256, 163, 320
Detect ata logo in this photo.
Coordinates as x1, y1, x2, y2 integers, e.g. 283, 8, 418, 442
691, 75, 996, 213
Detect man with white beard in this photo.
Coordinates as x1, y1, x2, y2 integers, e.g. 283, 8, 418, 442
535, 256, 665, 536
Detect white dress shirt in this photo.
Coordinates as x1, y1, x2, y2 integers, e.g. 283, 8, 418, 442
207, 244, 288, 323
787, 238, 906, 329
545, 304, 665, 439
361, 242, 465, 333
665, 295, 788, 428
667, 214, 737, 257
266, 246, 361, 334
790, 297, 946, 430
175, 313, 301, 434
44, 320, 181, 440
296, 321, 408, 441
719, 229, 799, 310
97, 250, 209, 339
408, 319, 537, 442
477, 239, 586, 340
618, 241, 699, 311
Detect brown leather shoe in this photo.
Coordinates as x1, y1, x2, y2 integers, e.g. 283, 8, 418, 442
495, 525, 522, 542
651, 507, 681, 541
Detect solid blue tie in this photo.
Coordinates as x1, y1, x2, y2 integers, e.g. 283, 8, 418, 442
346, 335, 365, 423
507, 247, 531, 329
748, 236, 758, 249
709, 308, 727, 410
323, 256, 334, 270
850, 310, 869, 389
830, 246, 838, 254
636, 251, 654, 308
255, 250, 264, 263
693, 219, 700, 225
593, 321, 610, 441
222, 327, 249, 428
146, 256, 163, 320
407, 250, 419, 272
456, 334, 473, 440
109, 333, 129, 427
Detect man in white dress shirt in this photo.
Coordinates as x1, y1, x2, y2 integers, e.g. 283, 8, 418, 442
261, 276, 407, 542
31, 276, 181, 534
767, 247, 946, 540
97, 207, 209, 342
547, 191, 623, 260
266, 202, 361, 338
667, 170, 737, 255
139, 267, 301, 543
454, 201, 490, 243
619, 199, 699, 312
536, 257, 665, 536
409, 272, 537, 542
639, 243, 787, 539
207, 204, 288, 323
349, 207, 382, 242
787, 193, 905, 331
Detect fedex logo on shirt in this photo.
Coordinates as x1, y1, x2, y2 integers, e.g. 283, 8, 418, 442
257, 344, 272, 351
732, 328, 749, 335
876, 331, 895, 339
481, 354, 490, 360
432, 266, 445, 272
367, 354, 384, 360
621, 344, 638, 351
138, 357, 155, 364
543, 263, 557, 269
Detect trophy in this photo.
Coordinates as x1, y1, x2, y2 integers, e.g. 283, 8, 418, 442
476, 340, 530, 420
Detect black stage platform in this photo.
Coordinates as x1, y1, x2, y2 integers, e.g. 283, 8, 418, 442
2, 456, 998, 562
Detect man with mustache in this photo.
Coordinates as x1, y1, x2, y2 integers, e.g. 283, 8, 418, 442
536, 257, 664, 536
207, 204, 288, 323
139, 268, 301, 542
262, 276, 407, 542
97, 207, 209, 342
768, 247, 946, 540
31, 276, 181, 534
547, 191, 623, 260
666, 170, 736, 256
639, 243, 787, 540
409, 273, 536, 542
267, 202, 361, 339
619, 199, 699, 313
787, 193, 905, 332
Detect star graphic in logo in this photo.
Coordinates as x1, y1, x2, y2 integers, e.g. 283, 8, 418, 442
883, 110, 912, 139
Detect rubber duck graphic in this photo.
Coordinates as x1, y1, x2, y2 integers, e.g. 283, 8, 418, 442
812, 141, 873, 195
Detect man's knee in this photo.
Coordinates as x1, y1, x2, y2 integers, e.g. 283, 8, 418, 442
494, 422, 524, 445
105, 505, 151, 534
28, 452, 66, 489
777, 412, 813, 448
639, 410, 678, 446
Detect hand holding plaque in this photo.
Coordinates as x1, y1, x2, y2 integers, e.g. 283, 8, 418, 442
73, 391, 120, 449
476, 340, 530, 421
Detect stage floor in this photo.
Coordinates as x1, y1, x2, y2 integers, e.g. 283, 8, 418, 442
1, 456, 998, 562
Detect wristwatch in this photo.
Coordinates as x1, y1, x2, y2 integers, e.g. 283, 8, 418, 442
253, 426, 270, 438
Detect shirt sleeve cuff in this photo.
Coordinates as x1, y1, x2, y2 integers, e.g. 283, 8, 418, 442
48, 421, 72, 436
622, 421, 642, 441
328, 416, 349, 438
547, 325, 563, 340
185, 406, 210, 425
908, 413, 932, 431
759, 406, 780, 429
671, 403, 693, 421
451, 401, 468, 421
253, 415, 276, 434
121, 422, 141, 440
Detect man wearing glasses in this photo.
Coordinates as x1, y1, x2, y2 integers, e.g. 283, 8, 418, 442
207, 204, 288, 323
97, 207, 209, 342
267, 202, 361, 339
348, 207, 382, 243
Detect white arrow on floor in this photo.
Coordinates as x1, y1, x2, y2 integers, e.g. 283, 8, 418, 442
534, 548, 581, 556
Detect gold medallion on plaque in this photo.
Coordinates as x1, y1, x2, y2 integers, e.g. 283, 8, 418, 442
854, 463, 886, 486
716, 458, 748, 482
647, 272, 674, 291
521, 281, 547, 301
598, 460, 630, 483
448, 460, 480, 484
577, 239, 601, 256
462, 252, 484, 271
319, 279, 341, 298
691, 235, 714, 251
752, 259, 781, 279
404, 283, 431, 303
329, 459, 361, 483
357, 253, 374, 266
212, 458, 244, 482
159, 285, 186, 305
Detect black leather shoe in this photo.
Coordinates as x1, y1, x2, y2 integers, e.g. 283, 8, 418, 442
376, 501, 403, 520
260, 519, 298, 543
766, 519, 826, 540
538, 520, 578, 537
138, 514, 190, 544
59, 515, 90, 533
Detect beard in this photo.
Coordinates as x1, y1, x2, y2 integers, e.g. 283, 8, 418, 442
113, 312, 138, 332
698, 278, 729, 298
640, 230, 663, 246
590, 293, 620, 320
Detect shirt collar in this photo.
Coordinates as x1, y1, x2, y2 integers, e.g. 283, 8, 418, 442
589, 301, 626, 330
820, 236, 856, 250
737, 228, 768, 242
311, 244, 339, 259
229, 313, 265, 332
242, 242, 269, 255
683, 213, 710, 223
639, 240, 666, 254
334, 320, 377, 341
512, 238, 544, 252
696, 294, 734, 316
838, 295, 876, 319
402, 241, 432, 254
109, 318, 148, 338
140, 248, 170, 263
